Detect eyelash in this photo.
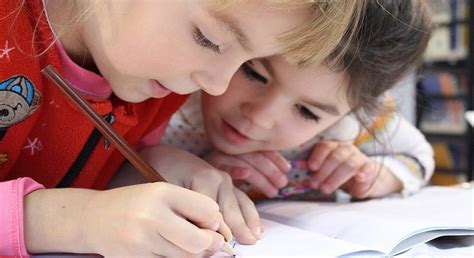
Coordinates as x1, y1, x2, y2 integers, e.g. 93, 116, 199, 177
242, 63, 268, 84
193, 27, 220, 54
296, 105, 320, 122
242, 63, 320, 123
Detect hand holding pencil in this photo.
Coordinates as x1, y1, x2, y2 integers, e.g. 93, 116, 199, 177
42, 66, 238, 256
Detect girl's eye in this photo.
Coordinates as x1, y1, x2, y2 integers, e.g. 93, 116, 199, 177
295, 104, 320, 122
193, 27, 220, 54
242, 63, 268, 84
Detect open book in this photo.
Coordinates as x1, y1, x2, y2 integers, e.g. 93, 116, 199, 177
231, 186, 474, 257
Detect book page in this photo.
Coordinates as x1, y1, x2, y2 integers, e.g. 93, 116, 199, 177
257, 186, 474, 255
229, 219, 371, 257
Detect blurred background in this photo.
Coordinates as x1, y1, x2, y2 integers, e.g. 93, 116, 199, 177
390, 0, 473, 185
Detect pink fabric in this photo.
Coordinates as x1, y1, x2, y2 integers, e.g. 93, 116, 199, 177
56, 43, 163, 147
139, 120, 170, 148
56, 44, 112, 100
0, 178, 44, 257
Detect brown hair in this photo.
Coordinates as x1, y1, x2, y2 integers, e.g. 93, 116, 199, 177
326, 0, 433, 196
329, 0, 433, 124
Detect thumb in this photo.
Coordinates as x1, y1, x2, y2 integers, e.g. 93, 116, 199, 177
201, 229, 225, 252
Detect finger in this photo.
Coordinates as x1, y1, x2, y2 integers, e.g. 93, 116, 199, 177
319, 157, 365, 194
187, 170, 224, 201
241, 153, 288, 189
311, 145, 352, 188
355, 170, 371, 182
164, 185, 222, 232
346, 163, 377, 198
217, 164, 251, 179
201, 229, 226, 252
158, 208, 221, 254
216, 212, 233, 242
245, 168, 279, 197
262, 151, 291, 173
307, 141, 339, 171
218, 176, 257, 245
151, 228, 206, 257
185, 174, 233, 241
234, 188, 262, 239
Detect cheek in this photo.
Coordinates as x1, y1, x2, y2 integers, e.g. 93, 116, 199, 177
98, 10, 195, 78
204, 84, 246, 112
272, 122, 324, 149
103, 32, 189, 78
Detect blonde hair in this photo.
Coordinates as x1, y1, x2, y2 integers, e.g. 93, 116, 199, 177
208, 0, 363, 67
5, 0, 98, 57
11, 0, 361, 67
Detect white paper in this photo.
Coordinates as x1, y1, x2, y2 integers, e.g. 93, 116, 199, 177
247, 186, 474, 256
231, 219, 370, 257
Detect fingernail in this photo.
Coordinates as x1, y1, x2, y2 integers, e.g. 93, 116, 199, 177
311, 180, 320, 188
320, 184, 332, 194
355, 173, 366, 182
209, 235, 225, 251
247, 229, 257, 243
252, 227, 261, 239
309, 162, 319, 170
268, 188, 278, 197
278, 176, 288, 188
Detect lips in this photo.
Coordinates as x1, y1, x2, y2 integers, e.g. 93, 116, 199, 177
149, 80, 171, 98
221, 120, 252, 144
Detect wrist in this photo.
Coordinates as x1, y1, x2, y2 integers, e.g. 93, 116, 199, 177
368, 166, 402, 198
24, 188, 98, 254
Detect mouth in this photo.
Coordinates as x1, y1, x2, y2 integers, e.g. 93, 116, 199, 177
221, 120, 252, 144
149, 80, 171, 98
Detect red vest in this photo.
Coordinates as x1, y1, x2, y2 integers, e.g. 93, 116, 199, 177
0, 0, 188, 189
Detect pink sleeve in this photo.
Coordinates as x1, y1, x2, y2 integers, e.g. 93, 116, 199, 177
0, 178, 44, 257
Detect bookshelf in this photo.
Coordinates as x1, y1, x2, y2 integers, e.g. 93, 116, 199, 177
416, 0, 473, 183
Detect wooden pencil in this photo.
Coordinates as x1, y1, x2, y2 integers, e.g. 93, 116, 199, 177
42, 65, 164, 182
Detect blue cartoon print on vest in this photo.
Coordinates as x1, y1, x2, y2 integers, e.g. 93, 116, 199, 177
0, 75, 42, 140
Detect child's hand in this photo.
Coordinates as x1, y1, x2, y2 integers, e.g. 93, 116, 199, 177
24, 184, 227, 256
340, 162, 403, 199
141, 145, 261, 244
307, 140, 401, 198
205, 150, 291, 198
84, 183, 228, 256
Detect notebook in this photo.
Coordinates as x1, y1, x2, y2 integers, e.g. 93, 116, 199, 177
230, 186, 474, 257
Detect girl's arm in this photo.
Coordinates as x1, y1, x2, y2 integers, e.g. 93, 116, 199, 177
2, 178, 229, 256
23, 186, 96, 254
354, 111, 435, 196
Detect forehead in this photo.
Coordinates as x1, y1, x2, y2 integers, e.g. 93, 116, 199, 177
209, 1, 313, 56
270, 56, 350, 112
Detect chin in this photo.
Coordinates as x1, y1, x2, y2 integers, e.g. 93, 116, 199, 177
212, 138, 254, 155
114, 91, 148, 103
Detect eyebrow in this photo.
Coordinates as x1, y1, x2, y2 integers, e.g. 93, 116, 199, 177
258, 58, 340, 116
209, 10, 253, 52
305, 100, 341, 116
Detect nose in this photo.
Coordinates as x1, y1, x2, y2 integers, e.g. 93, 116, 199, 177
191, 60, 242, 96
241, 97, 276, 130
